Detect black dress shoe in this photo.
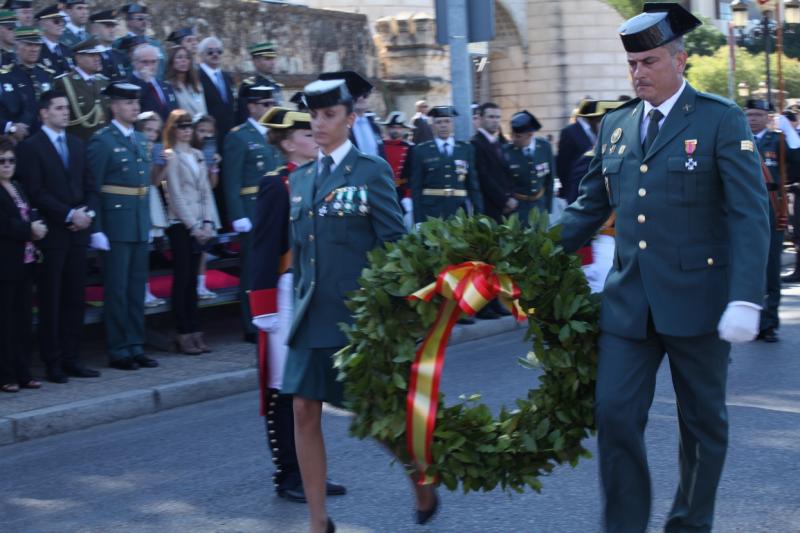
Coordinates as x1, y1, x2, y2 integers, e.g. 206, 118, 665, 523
415, 490, 440, 525
327, 518, 335, 533
46, 370, 69, 384
64, 365, 101, 378
109, 358, 139, 370
761, 328, 779, 343
133, 354, 159, 368
277, 479, 347, 503
325, 479, 346, 496
457, 316, 475, 325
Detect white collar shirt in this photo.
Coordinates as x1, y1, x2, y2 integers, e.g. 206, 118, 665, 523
112, 119, 135, 138
435, 136, 455, 156
353, 114, 379, 157
248, 117, 267, 137
318, 139, 353, 173
641, 78, 687, 141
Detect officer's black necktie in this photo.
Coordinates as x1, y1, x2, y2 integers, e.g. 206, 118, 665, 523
643, 108, 663, 154
318, 155, 334, 185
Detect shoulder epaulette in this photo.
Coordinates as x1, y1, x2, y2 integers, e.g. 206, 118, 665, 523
583, 149, 595, 157
697, 91, 736, 107
230, 125, 241, 132
607, 97, 640, 116
38, 65, 56, 74
54, 72, 68, 80
242, 76, 255, 85
0, 65, 12, 74
265, 164, 287, 177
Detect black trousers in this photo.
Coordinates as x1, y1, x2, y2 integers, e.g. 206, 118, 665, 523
166, 224, 200, 334
0, 266, 34, 385
37, 245, 88, 371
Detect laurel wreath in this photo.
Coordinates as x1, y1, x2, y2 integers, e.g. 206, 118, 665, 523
334, 212, 599, 493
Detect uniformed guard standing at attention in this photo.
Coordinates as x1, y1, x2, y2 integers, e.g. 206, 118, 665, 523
222, 84, 280, 341
113, 4, 165, 78
236, 42, 283, 122
285, 77, 411, 533
503, 110, 554, 225
744, 98, 800, 343
60, 0, 90, 49
555, 4, 770, 532
53, 37, 109, 141
409, 105, 483, 223
89, 9, 128, 81
0, 9, 17, 68
4, 0, 32, 27
87, 81, 158, 371
34, 5, 73, 76
0, 27, 54, 138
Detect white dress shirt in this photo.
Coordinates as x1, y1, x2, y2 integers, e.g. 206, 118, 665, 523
112, 119, 135, 138
248, 117, 267, 137
353, 114, 379, 156
317, 139, 353, 173
435, 136, 455, 156
640, 78, 687, 140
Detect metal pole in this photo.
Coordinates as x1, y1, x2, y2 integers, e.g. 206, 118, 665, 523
447, 0, 474, 140
765, 12, 772, 106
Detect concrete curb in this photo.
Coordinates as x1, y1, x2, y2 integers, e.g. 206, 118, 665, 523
0, 319, 520, 446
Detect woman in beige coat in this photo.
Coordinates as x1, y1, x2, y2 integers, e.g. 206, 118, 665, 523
162, 110, 221, 354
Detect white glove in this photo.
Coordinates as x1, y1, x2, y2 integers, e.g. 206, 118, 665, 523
400, 197, 413, 213
776, 114, 800, 149
90, 232, 110, 251
252, 313, 280, 334
232, 217, 252, 233
717, 301, 761, 343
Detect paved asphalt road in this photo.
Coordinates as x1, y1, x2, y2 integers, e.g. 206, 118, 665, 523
2, 285, 799, 533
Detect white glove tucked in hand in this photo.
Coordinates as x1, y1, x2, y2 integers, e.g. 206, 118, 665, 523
90, 232, 110, 251
717, 301, 761, 343
252, 313, 280, 334
232, 217, 252, 233
400, 197, 413, 214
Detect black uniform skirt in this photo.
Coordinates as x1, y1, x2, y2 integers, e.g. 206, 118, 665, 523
281, 346, 345, 408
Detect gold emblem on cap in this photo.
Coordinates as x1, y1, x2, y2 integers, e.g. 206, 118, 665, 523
610, 128, 622, 144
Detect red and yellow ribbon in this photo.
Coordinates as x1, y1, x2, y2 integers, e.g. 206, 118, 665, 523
406, 261, 527, 484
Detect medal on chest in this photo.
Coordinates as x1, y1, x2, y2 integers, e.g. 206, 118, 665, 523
684, 139, 698, 171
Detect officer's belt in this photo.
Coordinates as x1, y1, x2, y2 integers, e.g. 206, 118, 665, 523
101, 184, 149, 196
513, 190, 545, 202
422, 188, 467, 197
240, 186, 259, 195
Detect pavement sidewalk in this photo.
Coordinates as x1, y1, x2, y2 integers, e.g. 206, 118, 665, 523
0, 307, 523, 447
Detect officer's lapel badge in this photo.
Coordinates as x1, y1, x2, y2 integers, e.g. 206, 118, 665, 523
609, 144, 616, 154
741, 140, 754, 152
601, 143, 607, 154
291, 195, 302, 204
618, 145, 626, 155
684, 139, 698, 170
610, 128, 622, 144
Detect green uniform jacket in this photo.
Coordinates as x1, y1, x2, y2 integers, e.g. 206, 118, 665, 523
222, 120, 280, 223
503, 137, 555, 212
409, 139, 484, 222
557, 84, 770, 340
287, 146, 405, 348
87, 124, 152, 242
54, 70, 110, 141
60, 27, 87, 48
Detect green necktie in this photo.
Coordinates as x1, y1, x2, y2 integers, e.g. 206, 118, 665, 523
317, 155, 334, 185
643, 109, 663, 154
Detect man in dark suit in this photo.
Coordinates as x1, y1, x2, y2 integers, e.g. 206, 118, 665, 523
127, 43, 176, 122
471, 102, 514, 223
18, 90, 100, 382
411, 99, 434, 144
198, 36, 235, 143
555, 99, 597, 204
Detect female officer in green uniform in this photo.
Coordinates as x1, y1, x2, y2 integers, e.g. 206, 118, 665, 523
503, 110, 554, 225
284, 74, 436, 532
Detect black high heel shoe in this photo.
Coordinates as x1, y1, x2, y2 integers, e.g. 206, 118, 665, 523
415, 489, 439, 525
327, 517, 335, 532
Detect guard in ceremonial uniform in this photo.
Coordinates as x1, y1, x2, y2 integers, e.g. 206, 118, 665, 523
60, 0, 90, 49
380, 111, 414, 227
236, 42, 283, 122
165, 27, 197, 55
222, 84, 280, 339
113, 4, 165, 78
0, 27, 53, 135
34, 5, 73, 76
3, 0, 32, 26
745, 98, 800, 342
503, 110, 554, 224
409, 105, 483, 223
556, 4, 770, 532
87, 81, 158, 371
90, 9, 128, 81
0, 9, 16, 68
248, 106, 347, 503
54, 37, 109, 141
286, 78, 406, 532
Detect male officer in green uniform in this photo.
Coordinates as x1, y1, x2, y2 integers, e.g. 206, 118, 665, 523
223, 84, 279, 340
0, 9, 16, 67
409, 105, 483, 223
112, 4, 164, 78
237, 42, 283, 121
88, 81, 157, 370
89, 9, 128, 81
555, 4, 770, 532
54, 37, 109, 141
503, 110, 554, 225
744, 98, 800, 343
60, 0, 89, 48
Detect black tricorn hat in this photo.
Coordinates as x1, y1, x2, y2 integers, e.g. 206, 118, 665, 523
121, 3, 148, 16
302, 79, 353, 110
575, 99, 623, 118
510, 110, 542, 133
745, 99, 775, 112
242, 85, 274, 103
259, 107, 311, 130
166, 27, 194, 44
619, 2, 701, 53
318, 70, 373, 99
34, 4, 62, 20
118, 34, 147, 51
380, 111, 414, 128
290, 91, 308, 111
103, 81, 141, 100
428, 105, 458, 118
3, 0, 31, 8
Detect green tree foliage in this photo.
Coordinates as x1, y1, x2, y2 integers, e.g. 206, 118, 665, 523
686, 16, 727, 57
687, 46, 800, 105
